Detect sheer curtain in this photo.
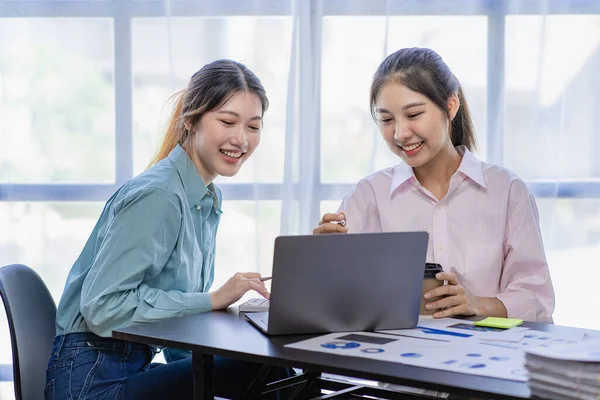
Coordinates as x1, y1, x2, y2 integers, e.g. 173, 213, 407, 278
0, 0, 599, 388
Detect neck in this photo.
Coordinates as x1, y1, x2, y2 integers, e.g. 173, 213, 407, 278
182, 141, 214, 186
413, 142, 462, 195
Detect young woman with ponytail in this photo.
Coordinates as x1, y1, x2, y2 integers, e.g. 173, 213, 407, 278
45, 59, 289, 400
314, 48, 555, 323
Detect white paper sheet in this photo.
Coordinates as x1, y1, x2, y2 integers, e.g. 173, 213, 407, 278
525, 338, 600, 361
379, 317, 529, 343
284, 318, 593, 383
285, 331, 528, 382
479, 330, 587, 351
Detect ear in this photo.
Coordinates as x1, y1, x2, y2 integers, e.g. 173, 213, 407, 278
447, 92, 460, 121
183, 119, 193, 132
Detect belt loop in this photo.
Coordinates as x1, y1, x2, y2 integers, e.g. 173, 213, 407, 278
121, 341, 131, 360
54, 335, 66, 359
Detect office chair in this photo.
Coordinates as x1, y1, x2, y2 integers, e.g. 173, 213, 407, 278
0, 264, 56, 400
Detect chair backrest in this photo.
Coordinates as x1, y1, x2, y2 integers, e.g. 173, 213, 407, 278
0, 264, 57, 400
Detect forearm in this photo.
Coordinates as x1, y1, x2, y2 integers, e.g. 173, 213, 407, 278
477, 296, 508, 318
82, 285, 212, 336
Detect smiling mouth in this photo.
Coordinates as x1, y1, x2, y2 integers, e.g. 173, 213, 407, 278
220, 150, 244, 159
400, 141, 424, 151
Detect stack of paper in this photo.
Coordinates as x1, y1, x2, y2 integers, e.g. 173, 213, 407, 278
285, 317, 596, 384
525, 338, 600, 400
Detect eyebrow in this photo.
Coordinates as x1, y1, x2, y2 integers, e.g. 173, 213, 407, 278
217, 110, 262, 121
376, 102, 426, 113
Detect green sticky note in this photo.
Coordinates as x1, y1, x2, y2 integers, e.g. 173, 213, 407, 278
473, 317, 523, 329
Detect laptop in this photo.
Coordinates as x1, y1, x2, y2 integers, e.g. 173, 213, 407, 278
245, 231, 428, 335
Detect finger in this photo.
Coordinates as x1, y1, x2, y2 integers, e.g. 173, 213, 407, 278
318, 213, 337, 225
246, 281, 270, 299
238, 272, 262, 278
234, 280, 263, 296
433, 304, 469, 319
435, 272, 458, 285
424, 284, 463, 299
313, 224, 348, 235
243, 277, 267, 291
425, 294, 464, 312
319, 213, 346, 225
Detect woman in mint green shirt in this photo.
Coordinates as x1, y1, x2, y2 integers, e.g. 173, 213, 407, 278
45, 60, 288, 400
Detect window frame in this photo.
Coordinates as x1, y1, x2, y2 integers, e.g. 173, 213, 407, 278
1, 0, 600, 227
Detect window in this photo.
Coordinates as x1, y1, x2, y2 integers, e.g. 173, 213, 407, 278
0, 18, 115, 184
1, 1, 600, 359
318, 1, 600, 330
321, 15, 488, 184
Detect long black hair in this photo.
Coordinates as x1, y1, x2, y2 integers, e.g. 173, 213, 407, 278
370, 48, 476, 151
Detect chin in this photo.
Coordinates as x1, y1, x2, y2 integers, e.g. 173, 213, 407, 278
217, 165, 242, 177
400, 153, 430, 168
217, 170, 239, 178
405, 160, 428, 168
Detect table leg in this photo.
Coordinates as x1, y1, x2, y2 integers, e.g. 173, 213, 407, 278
192, 351, 214, 400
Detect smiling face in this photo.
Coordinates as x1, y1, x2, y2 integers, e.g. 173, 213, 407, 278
184, 91, 263, 184
375, 82, 459, 168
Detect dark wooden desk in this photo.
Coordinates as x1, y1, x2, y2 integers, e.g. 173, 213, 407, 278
113, 310, 589, 400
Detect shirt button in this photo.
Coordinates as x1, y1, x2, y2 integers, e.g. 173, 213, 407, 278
196, 205, 201, 211
439, 246, 443, 251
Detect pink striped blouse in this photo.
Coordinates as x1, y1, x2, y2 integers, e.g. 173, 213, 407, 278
338, 146, 555, 322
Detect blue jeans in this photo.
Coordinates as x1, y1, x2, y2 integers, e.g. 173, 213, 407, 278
45, 332, 291, 400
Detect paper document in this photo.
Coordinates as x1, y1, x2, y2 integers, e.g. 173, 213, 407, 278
379, 317, 529, 343
525, 339, 600, 400
524, 337, 600, 361
285, 317, 597, 383
285, 331, 527, 382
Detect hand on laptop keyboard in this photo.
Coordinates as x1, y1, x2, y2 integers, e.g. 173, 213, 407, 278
239, 298, 270, 312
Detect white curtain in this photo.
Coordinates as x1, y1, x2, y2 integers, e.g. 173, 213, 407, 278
0, 2, 599, 375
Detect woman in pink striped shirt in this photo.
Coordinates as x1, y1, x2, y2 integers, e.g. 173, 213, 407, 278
314, 47, 554, 322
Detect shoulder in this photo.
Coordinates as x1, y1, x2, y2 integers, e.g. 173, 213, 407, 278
340, 167, 397, 210
353, 166, 396, 192
112, 161, 184, 212
481, 162, 533, 199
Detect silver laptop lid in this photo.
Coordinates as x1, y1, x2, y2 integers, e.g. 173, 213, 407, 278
266, 231, 428, 335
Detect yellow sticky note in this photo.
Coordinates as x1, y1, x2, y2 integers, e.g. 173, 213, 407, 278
473, 317, 523, 329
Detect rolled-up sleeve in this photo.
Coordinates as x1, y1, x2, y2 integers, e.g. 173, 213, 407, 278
496, 180, 555, 322
80, 188, 212, 337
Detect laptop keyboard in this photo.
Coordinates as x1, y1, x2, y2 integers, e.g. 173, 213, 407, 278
239, 298, 270, 312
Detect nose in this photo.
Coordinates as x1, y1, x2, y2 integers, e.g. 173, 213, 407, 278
230, 126, 248, 149
393, 120, 412, 143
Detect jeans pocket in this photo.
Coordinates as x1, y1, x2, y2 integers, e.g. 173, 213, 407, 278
46, 350, 75, 400
70, 349, 104, 400
44, 379, 55, 400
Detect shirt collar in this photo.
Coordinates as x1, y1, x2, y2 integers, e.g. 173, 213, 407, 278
389, 145, 486, 197
168, 144, 220, 209
389, 161, 415, 197
456, 145, 486, 188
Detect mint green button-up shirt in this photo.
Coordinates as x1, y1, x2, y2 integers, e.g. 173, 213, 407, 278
55, 145, 222, 337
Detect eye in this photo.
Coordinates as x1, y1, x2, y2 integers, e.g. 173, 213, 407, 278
407, 112, 423, 119
220, 120, 234, 126
248, 125, 260, 132
379, 118, 393, 124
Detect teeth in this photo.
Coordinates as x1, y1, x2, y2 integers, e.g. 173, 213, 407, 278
401, 141, 424, 151
221, 150, 242, 159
